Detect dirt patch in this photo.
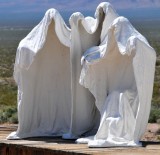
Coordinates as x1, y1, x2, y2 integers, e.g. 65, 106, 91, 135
141, 123, 160, 142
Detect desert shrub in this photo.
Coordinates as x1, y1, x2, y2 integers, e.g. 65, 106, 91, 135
153, 82, 160, 96
0, 80, 17, 106
9, 112, 18, 124
149, 108, 160, 123
156, 60, 160, 66
0, 106, 18, 124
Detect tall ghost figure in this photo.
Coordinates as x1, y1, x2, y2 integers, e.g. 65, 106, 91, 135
7, 2, 156, 147
8, 9, 72, 138
63, 2, 118, 139
77, 16, 156, 147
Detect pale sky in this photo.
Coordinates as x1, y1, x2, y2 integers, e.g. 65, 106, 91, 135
0, 0, 160, 14
0, 0, 160, 26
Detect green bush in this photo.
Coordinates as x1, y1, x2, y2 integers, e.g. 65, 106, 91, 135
156, 60, 160, 66
9, 112, 18, 124
149, 108, 160, 123
0, 106, 18, 124
0, 79, 17, 106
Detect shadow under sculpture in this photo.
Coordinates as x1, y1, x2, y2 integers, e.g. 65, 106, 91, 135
7, 2, 156, 147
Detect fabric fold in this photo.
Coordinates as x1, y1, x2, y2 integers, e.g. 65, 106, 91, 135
78, 16, 156, 147
14, 9, 71, 84
8, 9, 72, 139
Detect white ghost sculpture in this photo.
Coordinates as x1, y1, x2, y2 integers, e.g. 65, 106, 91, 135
7, 2, 156, 147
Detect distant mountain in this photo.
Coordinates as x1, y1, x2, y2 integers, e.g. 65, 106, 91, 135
107, 0, 160, 9
0, 0, 160, 27
74, 0, 160, 10
0, 0, 160, 14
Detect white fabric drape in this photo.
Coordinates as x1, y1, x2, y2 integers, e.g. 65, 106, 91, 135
63, 2, 118, 139
77, 16, 156, 147
8, 9, 72, 139
7, 2, 156, 148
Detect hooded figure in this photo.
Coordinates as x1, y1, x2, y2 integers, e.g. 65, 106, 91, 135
7, 9, 72, 139
77, 4, 156, 147
63, 2, 118, 139
7, 2, 156, 148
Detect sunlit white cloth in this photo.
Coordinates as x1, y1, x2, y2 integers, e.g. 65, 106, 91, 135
7, 2, 156, 148
77, 15, 156, 147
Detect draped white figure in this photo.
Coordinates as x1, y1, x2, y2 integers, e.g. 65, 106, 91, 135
77, 16, 156, 147
7, 2, 156, 148
8, 9, 72, 139
63, 2, 118, 139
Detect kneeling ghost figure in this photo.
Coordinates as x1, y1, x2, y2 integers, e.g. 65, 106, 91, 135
7, 2, 156, 147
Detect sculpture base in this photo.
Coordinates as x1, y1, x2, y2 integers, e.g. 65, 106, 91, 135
0, 124, 160, 155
